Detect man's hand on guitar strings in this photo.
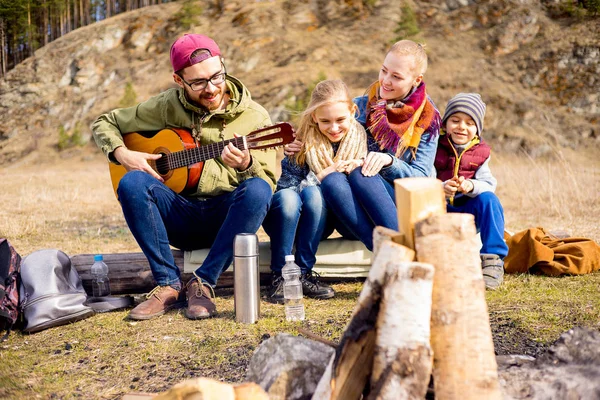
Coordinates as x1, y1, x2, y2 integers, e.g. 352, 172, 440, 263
113, 146, 164, 182
222, 134, 251, 171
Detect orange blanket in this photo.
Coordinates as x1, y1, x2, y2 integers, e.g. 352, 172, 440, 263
504, 227, 600, 276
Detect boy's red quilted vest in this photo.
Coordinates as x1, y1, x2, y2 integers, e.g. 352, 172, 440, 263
435, 134, 491, 182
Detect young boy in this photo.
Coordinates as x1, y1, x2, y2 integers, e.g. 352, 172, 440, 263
435, 93, 508, 289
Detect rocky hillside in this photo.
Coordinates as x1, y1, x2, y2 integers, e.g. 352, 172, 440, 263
0, 0, 598, 165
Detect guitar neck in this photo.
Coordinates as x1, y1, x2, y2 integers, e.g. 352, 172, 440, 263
159, 136, 246, 171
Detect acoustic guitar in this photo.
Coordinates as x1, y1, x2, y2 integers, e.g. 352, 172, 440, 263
108, 122, 294, 197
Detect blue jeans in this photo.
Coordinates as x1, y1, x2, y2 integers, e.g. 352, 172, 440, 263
448, 192, 509, 258
320, 170, 397, 251
263, 186, 357, 273
117, 171, 272, 287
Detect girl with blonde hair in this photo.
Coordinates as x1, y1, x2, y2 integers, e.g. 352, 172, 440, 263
263, 79, 368, 303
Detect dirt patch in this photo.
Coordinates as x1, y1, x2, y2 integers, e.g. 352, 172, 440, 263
491, 315, 548, 357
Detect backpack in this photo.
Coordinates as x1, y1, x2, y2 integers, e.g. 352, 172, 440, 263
0, 238, 21, 341
20, 249, 94, 333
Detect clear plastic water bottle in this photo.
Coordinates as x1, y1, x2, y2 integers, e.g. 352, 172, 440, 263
91, 254, 111, 297
282, 255, 305, 321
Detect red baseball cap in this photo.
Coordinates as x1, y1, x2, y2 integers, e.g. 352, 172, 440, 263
170, 34, 221, 72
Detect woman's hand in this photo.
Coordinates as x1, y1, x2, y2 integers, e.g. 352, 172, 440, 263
317, 159, 348, 182
342, 158, 364, 174
361, 152, 393, 177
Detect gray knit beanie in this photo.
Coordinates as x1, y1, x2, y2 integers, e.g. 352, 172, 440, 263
441, 93, 486, 136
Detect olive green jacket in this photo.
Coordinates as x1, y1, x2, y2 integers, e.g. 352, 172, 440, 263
91, 75, 276, 197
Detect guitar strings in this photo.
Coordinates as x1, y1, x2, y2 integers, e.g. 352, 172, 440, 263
154, 136, 246, 172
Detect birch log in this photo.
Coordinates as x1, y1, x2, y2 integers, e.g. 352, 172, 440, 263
372, 226, 408, 255
369, 261, 434, 400
151, 378, 268, 400
414, 213, 502, 400
312, 239, 415, 400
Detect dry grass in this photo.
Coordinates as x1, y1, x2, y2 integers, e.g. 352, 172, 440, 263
1, 145, 599, 399
0, 151, 138, 255
494, 147, 600, 242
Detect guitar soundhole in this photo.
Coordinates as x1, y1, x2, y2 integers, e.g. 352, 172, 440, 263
155, 153, 169, 175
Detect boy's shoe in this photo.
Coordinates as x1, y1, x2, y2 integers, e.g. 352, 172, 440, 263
185, 278, 217, 320
128, 285, 185, 320
266, 274, 285, 304
301, 271, 335, 300
481, 254, 504, 290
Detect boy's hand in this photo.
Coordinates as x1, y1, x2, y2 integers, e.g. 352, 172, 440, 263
458, 178, 474, 194
443, 178, 459, 199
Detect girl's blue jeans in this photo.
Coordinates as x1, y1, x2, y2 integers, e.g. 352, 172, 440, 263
320, 170, 398, 251
447, 191, 509, 258
117, 171, 272, 287
263, 186, 357, 273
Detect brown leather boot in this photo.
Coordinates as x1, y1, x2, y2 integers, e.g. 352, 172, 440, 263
128, 285, 185, 320
185, 278, 217, 320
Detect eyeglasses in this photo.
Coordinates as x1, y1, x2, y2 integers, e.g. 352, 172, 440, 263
178, 67, 227, 91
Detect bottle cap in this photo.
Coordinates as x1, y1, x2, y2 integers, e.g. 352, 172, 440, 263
285, 255, 295, 262
94, 254, 103, 262
233, 233, 259, 257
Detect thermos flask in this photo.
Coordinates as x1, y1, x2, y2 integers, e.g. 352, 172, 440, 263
233, 233, 260, 323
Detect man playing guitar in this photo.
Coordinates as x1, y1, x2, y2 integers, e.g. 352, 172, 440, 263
92, 34, 277, 321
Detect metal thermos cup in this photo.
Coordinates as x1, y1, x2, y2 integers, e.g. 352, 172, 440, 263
233, 233, 260, 323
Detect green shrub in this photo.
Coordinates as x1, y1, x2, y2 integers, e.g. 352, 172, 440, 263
560, 0, 600, 17
174, 0, 204, 29
58, 124, 86, 151
581, 0, 600, 14
395, 4, 420, 40
119, 82, 137, 108
362, 0, 378, 9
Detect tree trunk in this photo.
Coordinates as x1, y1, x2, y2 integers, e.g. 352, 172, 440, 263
27, 1, 33, 57
79, 0, 84, 27
84, 0, 91, 25
43, 0, 49, 46
0, 18, 5, 78
66, 0, 71, 34
414, 213, 502, 400
60, 5, 65, 37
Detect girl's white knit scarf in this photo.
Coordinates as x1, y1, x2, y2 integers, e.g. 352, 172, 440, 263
305, 119, 368, 175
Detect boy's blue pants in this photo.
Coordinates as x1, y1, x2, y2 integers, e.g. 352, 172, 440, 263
447, 192, 509, 259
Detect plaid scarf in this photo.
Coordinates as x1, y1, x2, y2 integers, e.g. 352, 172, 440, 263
366, 81, 438, 159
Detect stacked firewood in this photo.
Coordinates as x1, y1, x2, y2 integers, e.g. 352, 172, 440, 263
312, 177, 502, 400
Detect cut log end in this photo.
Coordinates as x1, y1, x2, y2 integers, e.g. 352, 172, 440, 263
414, 213, 477, 240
